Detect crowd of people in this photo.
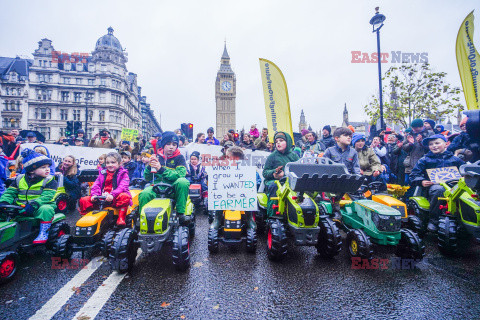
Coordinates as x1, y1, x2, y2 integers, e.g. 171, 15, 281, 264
0, 115, 477, 244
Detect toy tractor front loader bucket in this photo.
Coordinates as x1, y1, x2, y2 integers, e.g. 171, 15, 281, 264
461, 160, 480, 192
285, 158, 365, 194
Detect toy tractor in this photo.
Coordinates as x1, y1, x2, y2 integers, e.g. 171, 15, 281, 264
361, 181, 424, 237
110, 182, 194, 273
0, 204, 69, 284
265, 158, 351, 261
53, 196, 136, 260
436, 160, 480, 255
189, 183, 208, 215
207, 209, 257, 253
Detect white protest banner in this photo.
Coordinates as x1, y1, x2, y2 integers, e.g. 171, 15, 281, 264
180, 144, 271, 174
206, 160, 258, 211
427, 166, 462, 184
20, 143, 116, 169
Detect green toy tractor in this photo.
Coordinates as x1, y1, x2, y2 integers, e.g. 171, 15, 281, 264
266, 158, 351, 261
436, 160, 480, 255
256, 180, 268, 234
109, 182, 194, 273
0, 204, 70, 284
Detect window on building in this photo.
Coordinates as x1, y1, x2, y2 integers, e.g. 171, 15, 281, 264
76, 78, 82, 85
9, 72, 18, 82
63, 77, 70, 84
60, 109, 68, 120
15, 101, 20, 110
86, 92, 94, 102
99, 110, 105, 122
61, 91, 69, 102
37, 127, 50, 140
88, 79, 94, 85
100, 79, 106, 86
74, 92, 82, 102
88, 110, 93, 121
111, 94, 121, 105
73, 110, 81, 121
35, 107, 51, 120
99, 93, 105, 103
101, 64, 106, 72
60, 127, 65, 137
37, 89, 51, 100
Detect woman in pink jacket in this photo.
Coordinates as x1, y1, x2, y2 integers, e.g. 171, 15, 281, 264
79, 152, 132, 226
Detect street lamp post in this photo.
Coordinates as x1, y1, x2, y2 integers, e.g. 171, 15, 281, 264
370, 7, 386, 130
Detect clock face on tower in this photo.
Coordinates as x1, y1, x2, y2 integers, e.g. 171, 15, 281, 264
221, 81, 232, 92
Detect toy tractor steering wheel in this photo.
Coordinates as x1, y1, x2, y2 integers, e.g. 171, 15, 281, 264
0, 203, 26, 218
368, 181, 387, 194
129, 178, 146, 189
92, 195, 108, 203
152, 183, 174, 196
443, 179, 460, 188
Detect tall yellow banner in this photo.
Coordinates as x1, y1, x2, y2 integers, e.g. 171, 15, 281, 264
259, 58, 294, 143
456, 11, 480, 110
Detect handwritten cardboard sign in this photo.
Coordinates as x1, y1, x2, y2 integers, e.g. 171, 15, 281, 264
206, 162, 258, 211
120, 128, 139, 142
427, 166, 461, 184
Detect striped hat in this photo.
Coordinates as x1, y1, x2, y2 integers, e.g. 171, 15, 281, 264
21, 148, 52, 173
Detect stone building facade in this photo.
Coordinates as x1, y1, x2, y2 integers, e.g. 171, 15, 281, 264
0, 27, 161, 141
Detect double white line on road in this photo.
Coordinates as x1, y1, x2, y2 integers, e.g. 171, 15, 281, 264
29, 250, 141, 320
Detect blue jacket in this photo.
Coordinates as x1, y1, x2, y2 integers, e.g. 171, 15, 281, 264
205, 137, 220, 145
323, 144, 361, 175
409, 151, 464, 186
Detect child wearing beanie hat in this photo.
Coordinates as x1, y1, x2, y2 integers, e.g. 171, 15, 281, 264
186, 151, 207, 195
138, 131, 191, 225
0, 149, 58, 244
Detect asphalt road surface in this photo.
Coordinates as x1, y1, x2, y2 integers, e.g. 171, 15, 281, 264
2, 211, 480, 320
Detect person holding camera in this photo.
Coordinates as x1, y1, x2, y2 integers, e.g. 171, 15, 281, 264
88, 129, 117, 149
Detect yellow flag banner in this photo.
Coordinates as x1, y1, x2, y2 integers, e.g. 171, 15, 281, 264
120, 128, 139, 142
259, 58, 294, 143
456, 11, 480, 110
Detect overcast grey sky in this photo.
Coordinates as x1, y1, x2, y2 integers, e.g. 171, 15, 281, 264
1, 0, 479, 135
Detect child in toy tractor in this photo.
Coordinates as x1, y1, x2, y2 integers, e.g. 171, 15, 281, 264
263, 132, 299, 218
79, 152, 132, 226
409, 134, 464, 233
138, 131, 190, 226
186, 151, 208, 215
0, 149, 60, 244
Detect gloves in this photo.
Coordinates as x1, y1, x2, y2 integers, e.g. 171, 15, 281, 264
21, 204, 37, 216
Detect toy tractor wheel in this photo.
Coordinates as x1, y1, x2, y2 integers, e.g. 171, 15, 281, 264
110, 228, 138, 274
172, 226, 190, 271
208, 211, 215, 224
53, 234, 73, 259
246, 228, 257, 253
407, 201, 429, 234
317, 218, 342, 258
346, 229, 373, 260
255, 209, 267, 235
46, 221, 70, 251
406, 215, 425, 238
0, 251, 18, 284
395, 229, 425, 260
267, 220, 287, 261
207, 227, 220, 253
101, 230, 116, 257
437, 216, 458, 256
188, 214, 196, 240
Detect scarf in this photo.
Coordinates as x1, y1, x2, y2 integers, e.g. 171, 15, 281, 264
157, 148, 181, 161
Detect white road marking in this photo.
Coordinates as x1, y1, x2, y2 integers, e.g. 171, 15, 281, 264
29, 256, 105, 320
72, 249, 142, 320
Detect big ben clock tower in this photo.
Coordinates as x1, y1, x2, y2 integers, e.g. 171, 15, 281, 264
215, 42, 236, 136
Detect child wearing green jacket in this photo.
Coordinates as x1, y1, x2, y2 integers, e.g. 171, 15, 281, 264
0, 149, 58, 244
138, 131, 190, 223
263, 132, 300, 217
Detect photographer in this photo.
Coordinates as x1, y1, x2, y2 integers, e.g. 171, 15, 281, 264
88, 129, 116, 149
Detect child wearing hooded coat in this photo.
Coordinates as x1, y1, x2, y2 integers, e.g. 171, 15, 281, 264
79, 152, 132, 226
0, 149, 58, 244
263, 132, 300, 217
